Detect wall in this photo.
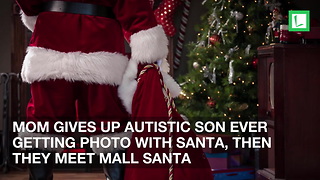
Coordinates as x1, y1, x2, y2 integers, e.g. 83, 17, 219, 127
294, 0, 320, 25
173, 1, 207, 77
0, 0, 12, 130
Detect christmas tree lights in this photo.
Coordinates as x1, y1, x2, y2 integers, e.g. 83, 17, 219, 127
176, 0, 271, 134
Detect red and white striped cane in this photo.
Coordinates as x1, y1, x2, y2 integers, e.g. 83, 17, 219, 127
173, 0, 191, 69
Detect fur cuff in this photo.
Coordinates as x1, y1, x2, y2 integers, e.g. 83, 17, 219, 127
118, 60, 181, 114
20, 11, 37, 32
21, 47, 129, 85
118, 60, 139, 114
18, 132, 65, 153
91, 132, 132, 154
130, 25, 168, 64
162, 73, 181, 98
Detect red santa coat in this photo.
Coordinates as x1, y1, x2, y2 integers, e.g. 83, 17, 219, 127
17, 0, 168, 85
17, 0, 213, 179
17, 0, 173, 149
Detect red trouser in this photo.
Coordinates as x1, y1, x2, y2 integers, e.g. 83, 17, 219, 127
26, 79, 129, 136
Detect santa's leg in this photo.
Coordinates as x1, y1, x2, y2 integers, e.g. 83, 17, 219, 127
102, 150, 126, 180
22, 80, 77, 179
77, 83, 130, 180
27, 149, 54, 180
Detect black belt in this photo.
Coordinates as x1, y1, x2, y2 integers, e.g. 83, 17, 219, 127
42, 1, 116, 19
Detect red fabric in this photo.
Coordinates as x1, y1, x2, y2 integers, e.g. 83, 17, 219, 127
113, 0, 158, 41
31, 12, 126, 53
27, 79, 129, 136
124, 65, 214, 180
16, 0, 42, 16
17, 0, 160, 135
154, 0, 182, 37
16, 0, 158, 53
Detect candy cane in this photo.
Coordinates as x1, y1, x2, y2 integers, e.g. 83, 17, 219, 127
173, 0, 191, 69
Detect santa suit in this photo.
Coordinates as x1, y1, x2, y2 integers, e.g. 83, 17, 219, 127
17, 0, 167, 151
17, 0, 213, 179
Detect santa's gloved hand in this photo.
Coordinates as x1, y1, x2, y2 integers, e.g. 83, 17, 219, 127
156, 59, 170, 73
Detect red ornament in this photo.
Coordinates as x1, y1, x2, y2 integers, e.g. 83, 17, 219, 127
209, 34, 221, 45
206, 99, 216, 108
252, 57, 258, 68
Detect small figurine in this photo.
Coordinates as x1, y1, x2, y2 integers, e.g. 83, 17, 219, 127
271, 8, 283, 42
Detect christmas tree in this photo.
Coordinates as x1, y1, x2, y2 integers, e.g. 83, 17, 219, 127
176, 0, 270, 133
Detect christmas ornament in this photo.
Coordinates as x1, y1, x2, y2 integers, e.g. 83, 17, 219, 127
217, 28, 227, 44
234, 103, 249, 111
174, 0, 191, 69
208, 9, 219, 28
219, 0, 225, 11
229, 46, 239, 54
224, 55, 230, 61
179, 81, 187, 86
231, 11, 244, 33
252, 57, 258, 68
193, 62, 200, 69
228, 60, 234, 84
234, 11, 244, 21
202, 66, 209, 78
247, 25, 253, 33
239, 103, 249, 111
208, 8, 230, 45
207, 99, 216, 108
201, 65, 216, 84
225, 46, 239, 61
196, 41, 206, 48
209, 34, 221, 45
207, 8, 221, 45
209, 67, 216, 84
245, 44, 251, 55
154, 0, 182, 37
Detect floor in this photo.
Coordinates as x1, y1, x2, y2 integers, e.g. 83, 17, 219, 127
0, 171, 106, 180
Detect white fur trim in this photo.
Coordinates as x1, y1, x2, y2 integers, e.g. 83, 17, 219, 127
18, 132, 65, 153
157, 59, 181, 97
160, 59, 170, 73
157, 59, 170, 73
91, 132, 132, 154
21, 47, 129, 85
118, 60, 181, 114
130, 25, 168, 64
20, 11, 37, 32
162, 73, 181, 98
118, 60, 139, 113
180, 114, 189, 121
